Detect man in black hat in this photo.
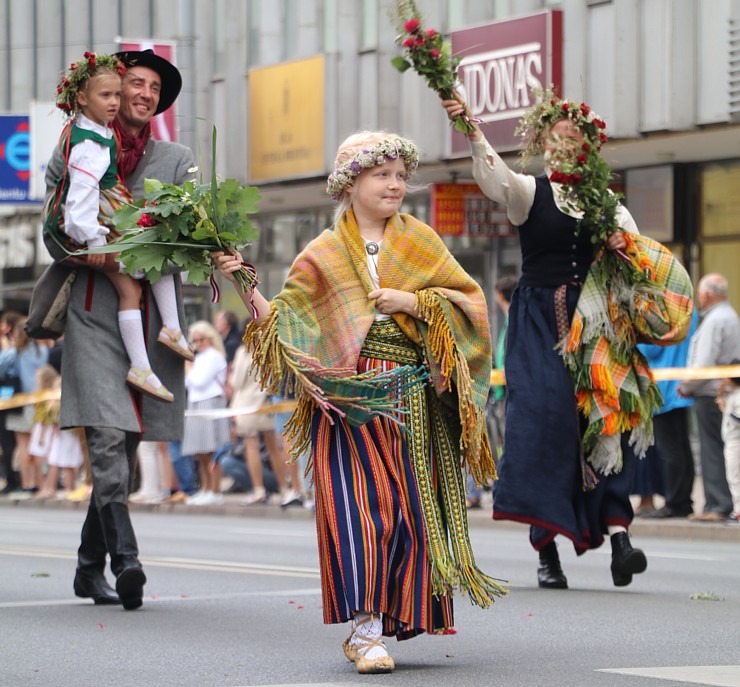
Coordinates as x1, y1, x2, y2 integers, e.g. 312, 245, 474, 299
42, 49, 194, 611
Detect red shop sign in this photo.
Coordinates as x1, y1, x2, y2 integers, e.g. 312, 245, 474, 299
450, 10, 563, 156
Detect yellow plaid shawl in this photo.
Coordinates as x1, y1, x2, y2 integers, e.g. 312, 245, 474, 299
244, 210, 495, 484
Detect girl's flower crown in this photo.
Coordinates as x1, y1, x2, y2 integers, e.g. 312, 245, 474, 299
326, 137, 419, 200
55, 52, 127, 116
516, 85, 608, 165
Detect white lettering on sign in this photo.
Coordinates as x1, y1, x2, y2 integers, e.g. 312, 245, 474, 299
459, 42, 544, 123
0, 216, 38, 268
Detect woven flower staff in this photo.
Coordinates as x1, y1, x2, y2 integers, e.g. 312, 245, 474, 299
390, 0, 478, 135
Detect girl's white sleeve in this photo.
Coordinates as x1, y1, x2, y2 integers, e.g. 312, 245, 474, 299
470, 138, 536, 226
64, 140, 111, 247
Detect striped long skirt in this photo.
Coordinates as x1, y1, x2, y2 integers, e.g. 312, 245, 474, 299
311, 321, 453, 640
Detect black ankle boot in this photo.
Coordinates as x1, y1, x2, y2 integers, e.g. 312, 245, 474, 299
74, 497, 120, 605
99, 502, 147, 610
74, 568, 120, 604
610, 532, 647, 587
537, 541, 568, 589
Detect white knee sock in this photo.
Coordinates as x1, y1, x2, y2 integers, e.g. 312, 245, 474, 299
150, 277, 188, 348
118, 310, 162, 387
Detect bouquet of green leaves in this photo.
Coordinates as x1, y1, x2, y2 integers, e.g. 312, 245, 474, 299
105, 129, 260, 296
389, 0, 476, 135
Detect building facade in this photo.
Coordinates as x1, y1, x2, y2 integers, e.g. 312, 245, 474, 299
1, 0, 740, 324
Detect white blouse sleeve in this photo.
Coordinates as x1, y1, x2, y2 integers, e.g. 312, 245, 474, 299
64, 140, 112, 247
470, 138, 536, 227
617, 203, 640, 235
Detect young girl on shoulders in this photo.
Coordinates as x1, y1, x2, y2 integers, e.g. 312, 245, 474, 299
45, 51, 192, 402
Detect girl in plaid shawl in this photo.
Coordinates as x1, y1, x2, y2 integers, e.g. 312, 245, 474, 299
215, 130, 505, 674
442, 91, 653, 590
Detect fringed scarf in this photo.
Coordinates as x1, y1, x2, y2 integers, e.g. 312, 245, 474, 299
558, 232, 694, 478
245, 210, 505, 606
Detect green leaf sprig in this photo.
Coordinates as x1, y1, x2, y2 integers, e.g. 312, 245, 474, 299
106, 127, 260, 293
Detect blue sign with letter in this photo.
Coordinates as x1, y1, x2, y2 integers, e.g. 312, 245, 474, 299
0, 115, 30, 203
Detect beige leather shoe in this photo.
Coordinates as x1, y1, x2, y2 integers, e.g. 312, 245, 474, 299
342, 626, 395, 674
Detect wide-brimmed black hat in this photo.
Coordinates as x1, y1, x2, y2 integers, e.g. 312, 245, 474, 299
114, 49, 182, 115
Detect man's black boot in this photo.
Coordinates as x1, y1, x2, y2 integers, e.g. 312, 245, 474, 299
99, 502, 147, 610
537, 540, 568, 589
610, 531, 647, 587
73, 497, 120, 605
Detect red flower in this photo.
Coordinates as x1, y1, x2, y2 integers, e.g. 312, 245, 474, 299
426, 28, 437, 38
403, 37, 415, 48
415, 37, 425, 47
137, 213, 156, 228
561, 103, 570, 112
594, 118, 606, 129
83, 51, 94, 59
576, 154, 588, 165
404, 18, 420, 33
570, 172, 582, 184
581, 142, 591, 152
580, 103, 590, 117
599, 132, 608, 143
431, 48, 440, 58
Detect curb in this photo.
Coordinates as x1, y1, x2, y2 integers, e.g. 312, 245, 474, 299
2, 495, 739, 542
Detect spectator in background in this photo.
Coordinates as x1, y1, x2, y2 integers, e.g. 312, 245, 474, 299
0, 317, 50, 498
719, 362, 740, 524
679, 274, 740, 522
182, 321, 230, 506
214, 310, 242, 366
640, 309, 699, 519
0, 309, 23, 494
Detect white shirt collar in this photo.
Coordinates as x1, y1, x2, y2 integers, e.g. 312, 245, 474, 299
75, 113, 113, 139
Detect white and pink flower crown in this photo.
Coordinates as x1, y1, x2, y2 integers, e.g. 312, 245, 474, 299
326, 137, 419, 200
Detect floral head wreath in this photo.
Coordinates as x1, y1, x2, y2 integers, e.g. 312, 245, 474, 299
515, 85, 608, 166
326, 137, 420, 200
55, 52, 127, 116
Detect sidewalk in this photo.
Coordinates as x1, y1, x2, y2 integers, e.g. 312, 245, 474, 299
1, 485, 738, 543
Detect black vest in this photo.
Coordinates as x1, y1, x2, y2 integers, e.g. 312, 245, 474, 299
517, 175, 595, 287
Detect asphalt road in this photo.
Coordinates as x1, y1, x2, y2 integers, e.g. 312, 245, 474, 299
1, 502, 739, 687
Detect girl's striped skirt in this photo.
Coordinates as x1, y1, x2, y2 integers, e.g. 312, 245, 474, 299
311, 320, 454, 640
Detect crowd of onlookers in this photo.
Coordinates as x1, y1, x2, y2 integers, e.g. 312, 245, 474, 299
0, 308, 313, 511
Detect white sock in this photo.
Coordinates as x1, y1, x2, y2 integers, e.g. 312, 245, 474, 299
118, 310, 162, 388
351, 612, 387, 659
607, 525, 627, 536
150, 277, 188, 348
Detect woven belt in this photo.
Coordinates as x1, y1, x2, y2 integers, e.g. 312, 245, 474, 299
360, 319, 421, 366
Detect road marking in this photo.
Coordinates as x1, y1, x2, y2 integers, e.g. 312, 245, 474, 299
0, 587, 322, 609
598, 666, 740, 686
0, 546, 320, 578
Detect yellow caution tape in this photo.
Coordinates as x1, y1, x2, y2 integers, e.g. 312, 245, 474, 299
3, 366, 739, 413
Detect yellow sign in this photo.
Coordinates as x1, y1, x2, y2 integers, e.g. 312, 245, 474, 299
248, 55, 325, 182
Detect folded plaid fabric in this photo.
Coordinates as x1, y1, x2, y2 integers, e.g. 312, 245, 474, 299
559, 233, 694, 476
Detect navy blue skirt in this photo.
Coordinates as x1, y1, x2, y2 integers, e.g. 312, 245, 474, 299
492, 284, 636, 554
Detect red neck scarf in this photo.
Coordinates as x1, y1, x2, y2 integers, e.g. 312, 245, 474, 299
112, 120, 152, 178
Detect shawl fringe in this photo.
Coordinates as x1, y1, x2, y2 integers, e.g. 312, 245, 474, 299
416, 289, 497, 486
